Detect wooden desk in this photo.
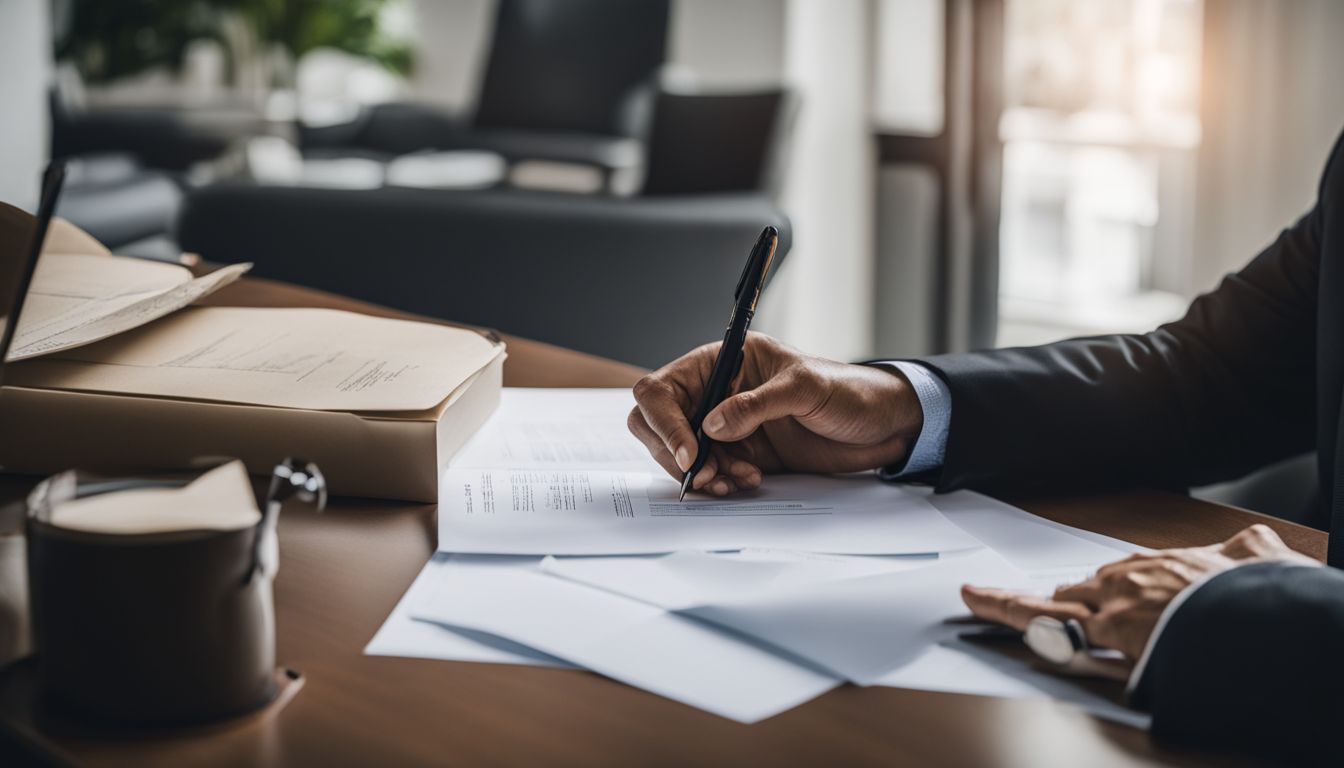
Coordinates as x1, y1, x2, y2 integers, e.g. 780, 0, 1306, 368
0, 278, 1321, 767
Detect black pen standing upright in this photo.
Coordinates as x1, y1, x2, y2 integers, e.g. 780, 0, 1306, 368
679, 226, 780, 501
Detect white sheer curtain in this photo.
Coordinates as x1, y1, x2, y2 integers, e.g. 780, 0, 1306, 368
1191, 0, 1344, 293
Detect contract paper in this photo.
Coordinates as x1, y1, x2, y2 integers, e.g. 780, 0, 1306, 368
875, 490, 1151, 727
544, 548, 1030, 685
541, 497, 1153, 726
442, 387, 980, 555
365, 554, 572, 669
540, 548, 935, 611
9, 254, 250, 361
411, 564, 840, 723
382, 508, 1151, 726
438, 469, 981, 555
452, 388, 653, 471
384, 388, 1151, 725
916, 489, 1147, 584
7, 306, 504, 411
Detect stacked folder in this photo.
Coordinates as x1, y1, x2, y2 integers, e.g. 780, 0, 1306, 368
0, 208, 505, 501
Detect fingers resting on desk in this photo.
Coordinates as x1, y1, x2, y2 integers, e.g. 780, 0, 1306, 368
962, 524, 1319, 670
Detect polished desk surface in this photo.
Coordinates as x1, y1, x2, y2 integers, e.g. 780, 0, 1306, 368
0, 277, 1323, 767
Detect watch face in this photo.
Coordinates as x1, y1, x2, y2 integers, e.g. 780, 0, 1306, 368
1024, 616, 1078, 665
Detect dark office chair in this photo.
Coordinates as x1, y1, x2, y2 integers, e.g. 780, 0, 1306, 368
640, 87, 796, 198
49, 83, 233, 173
47, 87, 187, 259
474, 0, 670, 136
300, 0, 670, 175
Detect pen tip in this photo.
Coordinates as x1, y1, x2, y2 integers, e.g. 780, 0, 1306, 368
678, 474, 691, 502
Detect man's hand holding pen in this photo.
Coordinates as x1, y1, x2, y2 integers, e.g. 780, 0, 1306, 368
627, 332, 925, 496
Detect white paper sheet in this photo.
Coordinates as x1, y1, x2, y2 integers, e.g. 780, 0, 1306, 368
917, 489, 1146, 586
385, 389, 1155, 726
10, 256, 250, 361
438, 469, 981, 555
541, 496, 1155, 727
541, 548, 935, 610
875, 631, 1151, 729
545, 548, 1030, 685
365, 554, 571, 668
378, 520, 1151, 727
452, 388, 653, 471
444, 388, 981, 556
878, 489, 1152, 727
411, 564, 839, 723
923, 489, 1145, 560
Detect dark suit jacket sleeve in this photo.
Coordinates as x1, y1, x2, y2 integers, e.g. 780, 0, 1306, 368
1130, 562, 1344, 764
914, 142, 1335, 494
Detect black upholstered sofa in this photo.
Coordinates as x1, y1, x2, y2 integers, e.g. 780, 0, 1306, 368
178, 183, 789, 368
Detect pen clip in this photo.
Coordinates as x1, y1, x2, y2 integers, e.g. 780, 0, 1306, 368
735, 226, 778, 302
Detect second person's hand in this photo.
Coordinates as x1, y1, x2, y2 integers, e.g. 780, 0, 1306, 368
627, 332, 925, 496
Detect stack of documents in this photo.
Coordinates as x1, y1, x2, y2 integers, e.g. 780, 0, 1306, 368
367, 388, 1151, 727
0, 208, 505, 501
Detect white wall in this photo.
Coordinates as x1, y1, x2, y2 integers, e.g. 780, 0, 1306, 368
668, 0, 784, 86
407, 0, 493, 109
756, 0, 875, 361
0, 0, 52, 210
407, 0, 786, 107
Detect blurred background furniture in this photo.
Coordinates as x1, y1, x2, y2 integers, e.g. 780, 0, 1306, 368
46, 63, 271, 261
40, 0, 798, 371
293, 82, 795, 197
50, 94, 234, 174
177, 76, 797, 368
53, 156, 184, 262
300, 0, 671, 188
178, 184, 789, 368
640, 86, 796, 199
48, 68, 243, 173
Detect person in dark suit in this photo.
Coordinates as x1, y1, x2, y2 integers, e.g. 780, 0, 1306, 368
628, 130, 1344, 763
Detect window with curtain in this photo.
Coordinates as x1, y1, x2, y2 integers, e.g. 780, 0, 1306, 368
997, 0, 1203, 346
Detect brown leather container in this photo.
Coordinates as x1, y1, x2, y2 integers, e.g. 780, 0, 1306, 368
25, 472, 277, 726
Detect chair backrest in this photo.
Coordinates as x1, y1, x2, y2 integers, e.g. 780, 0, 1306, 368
640, 87, 797, 197
472, 0, 670, 136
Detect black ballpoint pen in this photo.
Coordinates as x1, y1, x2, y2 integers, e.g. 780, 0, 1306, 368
679, 225, 780, 501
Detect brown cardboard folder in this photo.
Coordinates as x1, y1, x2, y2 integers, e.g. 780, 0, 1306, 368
0, 353, 501, 502
0, 208, 504, 501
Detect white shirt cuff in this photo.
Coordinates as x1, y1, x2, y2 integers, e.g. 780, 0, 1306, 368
875, 361, 951, 477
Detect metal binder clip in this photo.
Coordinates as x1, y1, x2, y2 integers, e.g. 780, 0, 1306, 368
247, 458, 326, 582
